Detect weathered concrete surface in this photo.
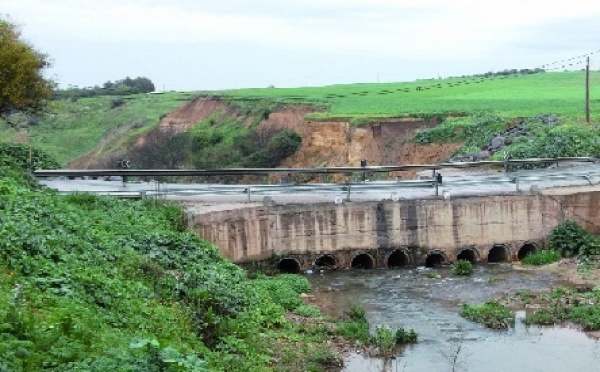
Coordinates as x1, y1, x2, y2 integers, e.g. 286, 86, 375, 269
187, 187, 600, 270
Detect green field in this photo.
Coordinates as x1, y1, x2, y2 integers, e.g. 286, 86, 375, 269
219, 71, 600, 120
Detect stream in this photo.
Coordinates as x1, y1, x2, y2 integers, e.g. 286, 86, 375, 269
307, 264, 600, 372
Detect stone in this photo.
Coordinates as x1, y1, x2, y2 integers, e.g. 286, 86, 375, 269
490, 136, 505, 150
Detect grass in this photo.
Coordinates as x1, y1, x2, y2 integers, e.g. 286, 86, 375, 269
0, 92, 194, 165
522, 250, 561, 266
218, 72, 600, 121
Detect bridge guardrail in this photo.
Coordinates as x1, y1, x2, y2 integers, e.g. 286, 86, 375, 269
32, 156, 600, 178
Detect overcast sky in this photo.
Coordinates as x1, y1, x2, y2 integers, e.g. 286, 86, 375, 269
4, 0, 600, 91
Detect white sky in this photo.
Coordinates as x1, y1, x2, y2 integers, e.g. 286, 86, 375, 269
4, 0, 600, 91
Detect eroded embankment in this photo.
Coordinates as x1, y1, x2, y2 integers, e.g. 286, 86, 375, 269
158, 97, 457, 171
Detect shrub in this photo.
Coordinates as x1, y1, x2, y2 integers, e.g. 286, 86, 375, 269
0, 143, 60, 170
395, 328, 418, 344
522, 250, 561, 265
548, 221, 593, 257
460, 301, 514, 329
452, 260, 474, 276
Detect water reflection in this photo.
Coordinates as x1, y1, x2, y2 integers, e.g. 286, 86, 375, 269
307, 266, 600, 372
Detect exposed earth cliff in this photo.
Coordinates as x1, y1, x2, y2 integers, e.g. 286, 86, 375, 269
157, 97, 460, 172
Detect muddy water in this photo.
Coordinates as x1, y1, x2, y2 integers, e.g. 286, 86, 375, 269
307, 265, 600, 372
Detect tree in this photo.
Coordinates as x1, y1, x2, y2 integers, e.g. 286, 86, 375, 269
0, 17, 53, 121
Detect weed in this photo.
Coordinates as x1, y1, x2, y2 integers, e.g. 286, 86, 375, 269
452, 260, 474, 276
460, 301, 514, 329
522, 250, 561, 265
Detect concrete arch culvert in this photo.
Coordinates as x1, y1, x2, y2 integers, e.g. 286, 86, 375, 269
425, 252, 445, 268
456, 248, 477, 264
488, 244, 510, 263
518, 243, 537, 260
277, 258, 301, 274
387, 250, 410, 268
351, 253, 375, 269
314, 254, 338, 270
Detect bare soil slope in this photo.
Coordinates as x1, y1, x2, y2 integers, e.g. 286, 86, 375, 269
73, 97, 457, 172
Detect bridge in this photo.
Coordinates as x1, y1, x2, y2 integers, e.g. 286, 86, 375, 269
35, 157, 600, 272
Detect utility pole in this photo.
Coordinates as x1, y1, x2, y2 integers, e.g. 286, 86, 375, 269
586, 56, 590, 123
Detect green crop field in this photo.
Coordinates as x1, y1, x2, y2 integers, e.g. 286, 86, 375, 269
219, 71, 600, 121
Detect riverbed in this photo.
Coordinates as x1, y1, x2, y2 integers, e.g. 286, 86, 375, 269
307, 265, 600, 372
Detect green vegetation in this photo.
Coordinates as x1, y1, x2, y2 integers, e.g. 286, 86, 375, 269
548, 220, 600, 257
0, 92, 194, 165
460, 301, 514, 329
0, 151, 352, 371
336, 305, 418, 358
220, 71, 599, 121
184, 113, 302, 169
452, 260, 474, 276
522, 250, 561, 266
524, 287, 600, 330
413, 113, 600, 162
394, 328, 418, 344
2, 70, 598, 167
0, 17, 53, 119
0, 143, 60, 170
127, 110, 302, 171
54, 76, 156, 100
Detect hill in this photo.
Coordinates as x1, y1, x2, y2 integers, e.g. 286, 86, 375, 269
0, 71, 598, 169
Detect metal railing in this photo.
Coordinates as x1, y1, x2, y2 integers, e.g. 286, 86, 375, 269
32, 156, 600, 178
36, 156, 600, 200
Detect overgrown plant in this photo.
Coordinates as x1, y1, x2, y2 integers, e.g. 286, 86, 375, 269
460, 301, 514, 329
548, 220, 599, 257
522, 250, 561, 265
0, 151, 348, 370
452, 260, 474, 276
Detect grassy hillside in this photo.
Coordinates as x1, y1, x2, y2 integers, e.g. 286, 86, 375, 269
0, 92, 194, 166
1, 71, 598, 167
0, 153, 353, 371
221, 71, 600, 120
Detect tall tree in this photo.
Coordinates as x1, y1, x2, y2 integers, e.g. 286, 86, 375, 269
0, 17, 53, 121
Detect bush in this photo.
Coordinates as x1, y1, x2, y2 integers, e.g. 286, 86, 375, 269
412, 113, 505, 155
522, 250, 561, 265
452, 260, 474, 276
460, 301, 514, 329
548, 221, 594, 257
394, 328, 418, 344
0, 143, 60, 170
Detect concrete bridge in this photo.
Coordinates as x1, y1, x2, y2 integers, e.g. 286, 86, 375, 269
184, 186, 600, 273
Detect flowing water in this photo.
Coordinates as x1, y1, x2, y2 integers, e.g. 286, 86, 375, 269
307, 265, 600, 372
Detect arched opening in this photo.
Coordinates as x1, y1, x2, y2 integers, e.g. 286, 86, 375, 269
387, 250, 410, 268
425, 252, 445, 268
351, 254, 375, 269
488, 245, 510, 263
277, 258, 301, 274
518, 243, 537, 260
456, 248, 477, 264
314, 254, 338, 270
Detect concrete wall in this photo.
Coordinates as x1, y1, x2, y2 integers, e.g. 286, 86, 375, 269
189, 189, 600, 270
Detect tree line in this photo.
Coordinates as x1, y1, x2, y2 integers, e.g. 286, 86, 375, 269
53, 76, 156, 101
